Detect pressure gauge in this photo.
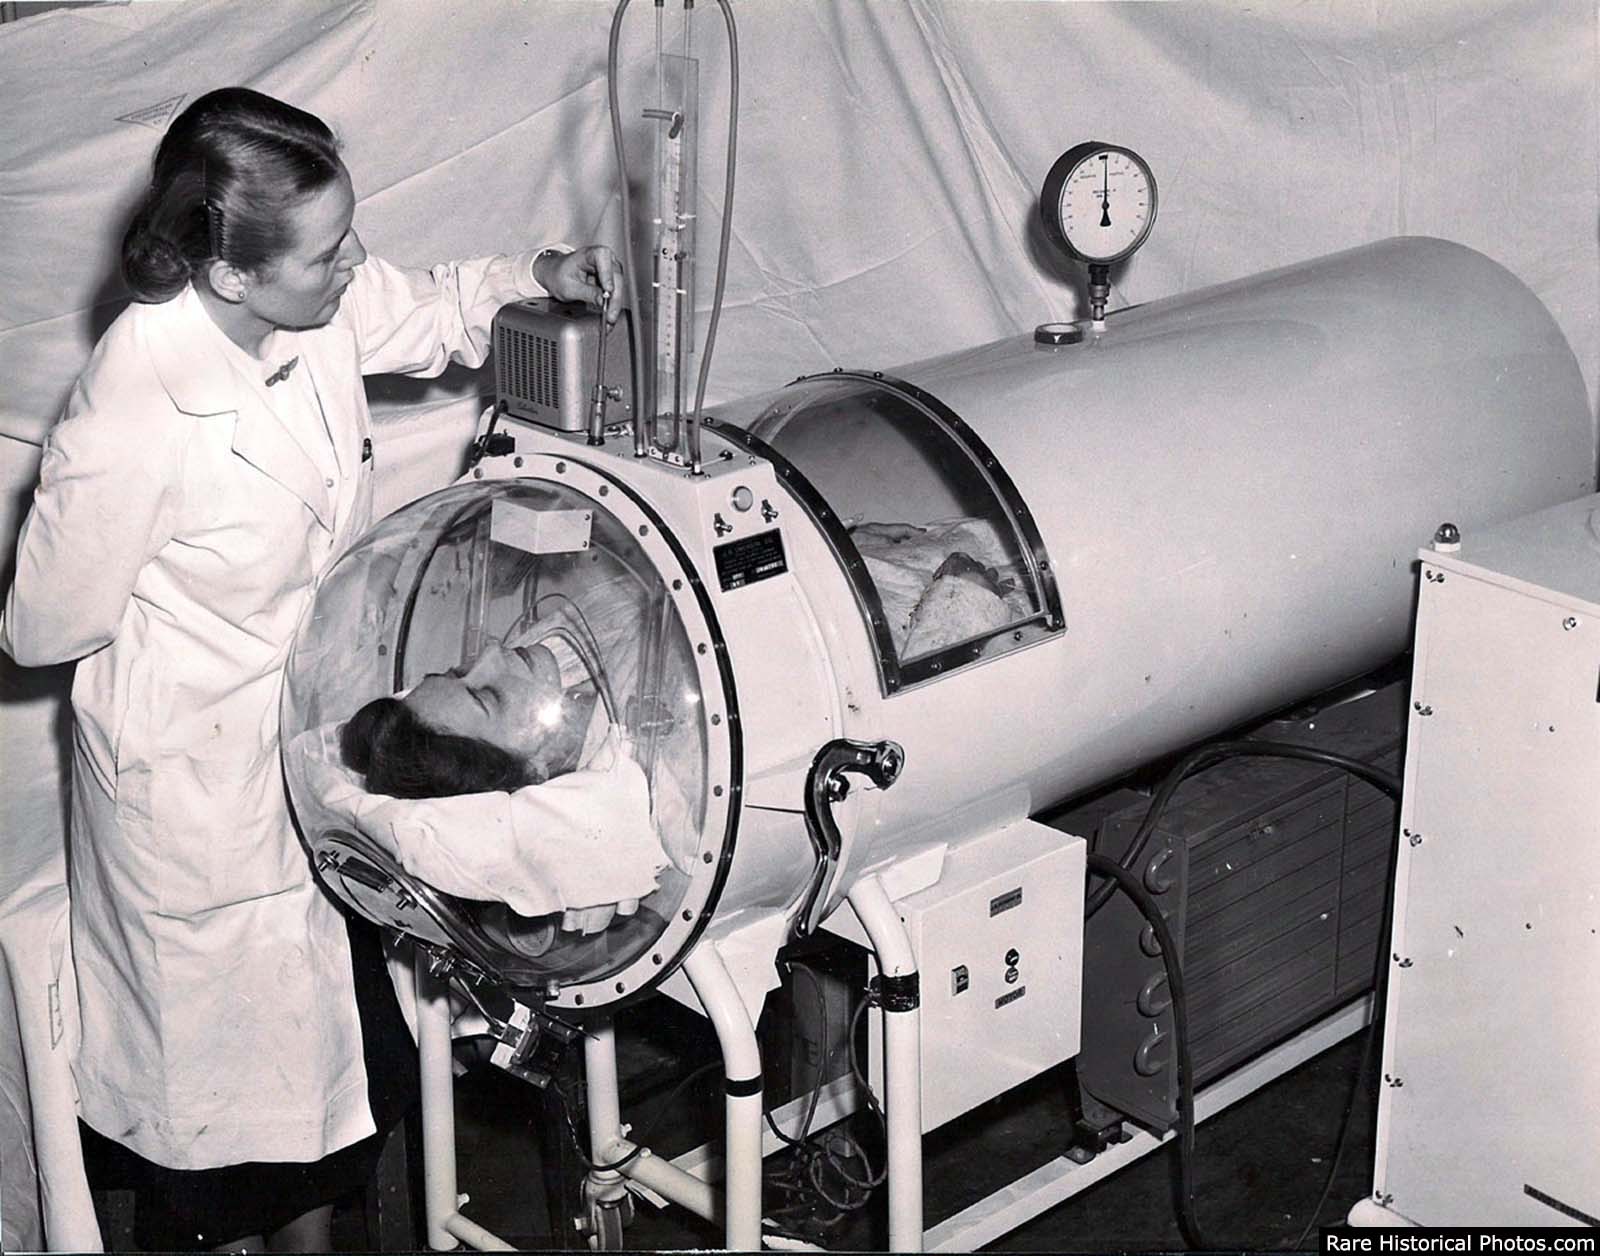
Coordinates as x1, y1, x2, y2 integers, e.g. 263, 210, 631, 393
1040, 142, 1157, 265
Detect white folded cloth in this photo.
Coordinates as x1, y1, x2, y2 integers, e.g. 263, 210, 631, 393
287, 723, 667, 916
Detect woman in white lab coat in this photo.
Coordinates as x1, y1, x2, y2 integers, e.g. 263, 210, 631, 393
0, 87, 618, 1251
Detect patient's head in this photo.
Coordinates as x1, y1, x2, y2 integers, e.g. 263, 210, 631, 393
341, 641, 589, 798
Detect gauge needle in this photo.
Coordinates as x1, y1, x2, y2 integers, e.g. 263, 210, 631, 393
1100, 160, 1112, 227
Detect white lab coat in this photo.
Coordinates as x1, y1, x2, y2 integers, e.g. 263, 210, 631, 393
0, 249, 554, 1171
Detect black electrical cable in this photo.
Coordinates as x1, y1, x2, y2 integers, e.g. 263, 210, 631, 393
841, 993, 889, 1190
1285, 994, 1385, 1248
1085, 851, 1209, 1251
1085, 738, 1403, 919
555, 1057, 722, 1174
1082, 735, 1405, 1250
762, 966, 887, 1237
554, 1081, 642, 1174
1283, 768, 1407, 1249
762, 962, 830, 1149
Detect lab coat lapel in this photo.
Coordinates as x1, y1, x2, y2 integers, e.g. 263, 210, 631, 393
230, 399, 336, 532
299, 323, 360, 484
147, 287, 335, 531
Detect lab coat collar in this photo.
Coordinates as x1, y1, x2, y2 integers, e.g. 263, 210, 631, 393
147, 286, 336, 532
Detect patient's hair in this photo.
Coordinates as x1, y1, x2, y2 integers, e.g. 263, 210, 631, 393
122, 87, 344, 302
340, 697, 542, 799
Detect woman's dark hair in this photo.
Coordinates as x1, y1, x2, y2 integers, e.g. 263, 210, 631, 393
121, 86, 344, 303
340, 697, 543, 799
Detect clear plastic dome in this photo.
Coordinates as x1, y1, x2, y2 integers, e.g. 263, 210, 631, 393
283, 475, 734, 1005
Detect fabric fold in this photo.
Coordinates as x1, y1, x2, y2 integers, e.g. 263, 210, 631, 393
289, 723, 668, 916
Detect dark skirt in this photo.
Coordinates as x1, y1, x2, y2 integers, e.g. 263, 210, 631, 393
81, 913, 419, 1251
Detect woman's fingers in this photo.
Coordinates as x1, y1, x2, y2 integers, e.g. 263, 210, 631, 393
552, 245, 623, 324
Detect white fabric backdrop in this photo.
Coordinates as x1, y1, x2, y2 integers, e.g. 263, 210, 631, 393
1, 0, 1596, 1247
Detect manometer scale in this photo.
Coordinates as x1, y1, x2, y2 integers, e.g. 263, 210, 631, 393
646, 55, 700, 464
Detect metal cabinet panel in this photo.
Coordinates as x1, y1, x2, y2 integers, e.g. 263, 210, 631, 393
1373, 500, 1600, 1227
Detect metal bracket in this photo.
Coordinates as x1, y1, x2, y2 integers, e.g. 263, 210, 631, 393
795, 738, 905, 938
483, 996, 586, 1090
1065, 1074, 1132, 1163
865, 972, 920, 1013
467, 408, 516, 466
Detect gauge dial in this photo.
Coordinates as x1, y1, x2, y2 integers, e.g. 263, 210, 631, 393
1040, 143, 1157, 264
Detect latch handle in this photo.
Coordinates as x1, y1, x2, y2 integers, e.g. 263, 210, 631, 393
795, 738, 904, 938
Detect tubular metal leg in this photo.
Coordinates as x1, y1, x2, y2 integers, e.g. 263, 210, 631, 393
578, 1022, 636, 1249
683, 945, 765, 1251
849, 873, 924, 1252
583, 1021, 623, 1160
415, 960, 461, 1252
583, 1018, 722, 1228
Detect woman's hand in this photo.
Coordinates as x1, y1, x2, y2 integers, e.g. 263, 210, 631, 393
535, 245, 623, 324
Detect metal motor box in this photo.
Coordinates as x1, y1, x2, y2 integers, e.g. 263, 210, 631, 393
492, 298, 635, 432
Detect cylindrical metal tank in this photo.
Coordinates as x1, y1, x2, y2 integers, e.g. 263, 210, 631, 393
283, 237, 1592, 1011
713, 237, 1593, 915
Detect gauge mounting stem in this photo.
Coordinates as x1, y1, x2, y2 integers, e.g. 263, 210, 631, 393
1089, 262, 1111, 323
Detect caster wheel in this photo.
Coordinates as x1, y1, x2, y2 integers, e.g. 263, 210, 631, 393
587, 1197, 632, 1251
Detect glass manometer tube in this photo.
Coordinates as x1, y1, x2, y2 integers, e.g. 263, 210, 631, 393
647, 54, 699, 465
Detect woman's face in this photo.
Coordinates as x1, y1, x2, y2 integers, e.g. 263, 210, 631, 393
245, 167, 366, 330
404, 641, 573, 768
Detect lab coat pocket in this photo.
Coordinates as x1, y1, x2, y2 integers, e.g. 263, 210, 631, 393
151, 741, 311, 917
107, 655, 160, 834
352, 440, 375, 535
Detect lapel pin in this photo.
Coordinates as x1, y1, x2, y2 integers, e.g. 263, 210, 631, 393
264, 356, 300, 387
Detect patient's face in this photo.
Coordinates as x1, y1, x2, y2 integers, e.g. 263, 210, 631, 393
405, 641, 570, 766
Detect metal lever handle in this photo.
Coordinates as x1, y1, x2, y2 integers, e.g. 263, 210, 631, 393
588, 293, 613, 446
795, 738, 905, 938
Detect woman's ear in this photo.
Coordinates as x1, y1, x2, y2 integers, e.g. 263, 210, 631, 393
204, 258, 250, 305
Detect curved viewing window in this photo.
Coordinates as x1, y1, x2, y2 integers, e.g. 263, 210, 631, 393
713, 371, 1062, 693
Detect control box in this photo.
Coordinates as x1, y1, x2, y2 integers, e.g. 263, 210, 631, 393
860, 818, 1085, 1133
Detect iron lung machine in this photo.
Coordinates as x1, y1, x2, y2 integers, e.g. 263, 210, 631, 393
281, 238, 1593, 1250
